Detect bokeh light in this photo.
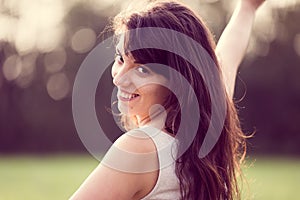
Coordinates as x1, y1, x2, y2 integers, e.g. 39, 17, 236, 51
14, 18, 37, 54
1, 0, 66, 54
70, 28, 97, 54
0, 14, 17, 43
44, 47, 67, 73
15, 72, 35, 89
36, 26, 65, 53
15, 53, 38, 88
2, 54, 22, 81
254, 8, 277, 44
293, 34, 300, 57
46, 72, 70, 101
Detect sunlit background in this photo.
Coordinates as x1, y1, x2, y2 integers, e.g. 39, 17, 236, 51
0, 0, 300, 199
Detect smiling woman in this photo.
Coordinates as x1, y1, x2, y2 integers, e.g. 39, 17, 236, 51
70, 0, 266, 199
112, 43, 170, 125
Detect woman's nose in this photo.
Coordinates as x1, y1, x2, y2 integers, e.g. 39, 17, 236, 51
112, 67, 131, 87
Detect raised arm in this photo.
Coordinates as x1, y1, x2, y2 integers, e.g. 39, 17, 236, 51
216, 0, 266, 99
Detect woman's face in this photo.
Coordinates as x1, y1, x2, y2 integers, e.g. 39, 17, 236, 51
111, 37, 170, 123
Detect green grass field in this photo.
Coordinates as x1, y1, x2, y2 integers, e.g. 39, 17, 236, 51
0, 155, 299, 200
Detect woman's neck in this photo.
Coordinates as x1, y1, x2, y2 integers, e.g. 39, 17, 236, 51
136, 105, 167, 130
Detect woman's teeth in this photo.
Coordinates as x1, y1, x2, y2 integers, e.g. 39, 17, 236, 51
119, 91, 139, 100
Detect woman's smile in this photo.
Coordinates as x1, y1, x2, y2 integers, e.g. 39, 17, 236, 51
117, 89, 140, 102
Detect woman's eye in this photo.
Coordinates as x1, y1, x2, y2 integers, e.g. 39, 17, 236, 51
115, 53, 124, 63
136, 66, 150, 74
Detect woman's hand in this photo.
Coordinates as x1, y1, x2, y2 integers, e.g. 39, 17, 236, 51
242, 0, 266, 11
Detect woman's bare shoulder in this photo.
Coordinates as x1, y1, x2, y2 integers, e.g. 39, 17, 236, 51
114, 129, 157, 154
70, 129, 159, 200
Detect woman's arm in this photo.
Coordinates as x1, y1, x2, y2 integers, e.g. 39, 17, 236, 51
69, 163, 142, 200
216, 0, 266, 99
69, 131, 158, 200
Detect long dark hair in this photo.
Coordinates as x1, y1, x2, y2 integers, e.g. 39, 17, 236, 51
111, 0, 247, 199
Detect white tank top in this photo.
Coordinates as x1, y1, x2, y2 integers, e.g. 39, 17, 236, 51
139, 126, 181, 200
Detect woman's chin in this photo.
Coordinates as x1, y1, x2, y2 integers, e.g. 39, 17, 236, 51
118, 102, 135, 116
